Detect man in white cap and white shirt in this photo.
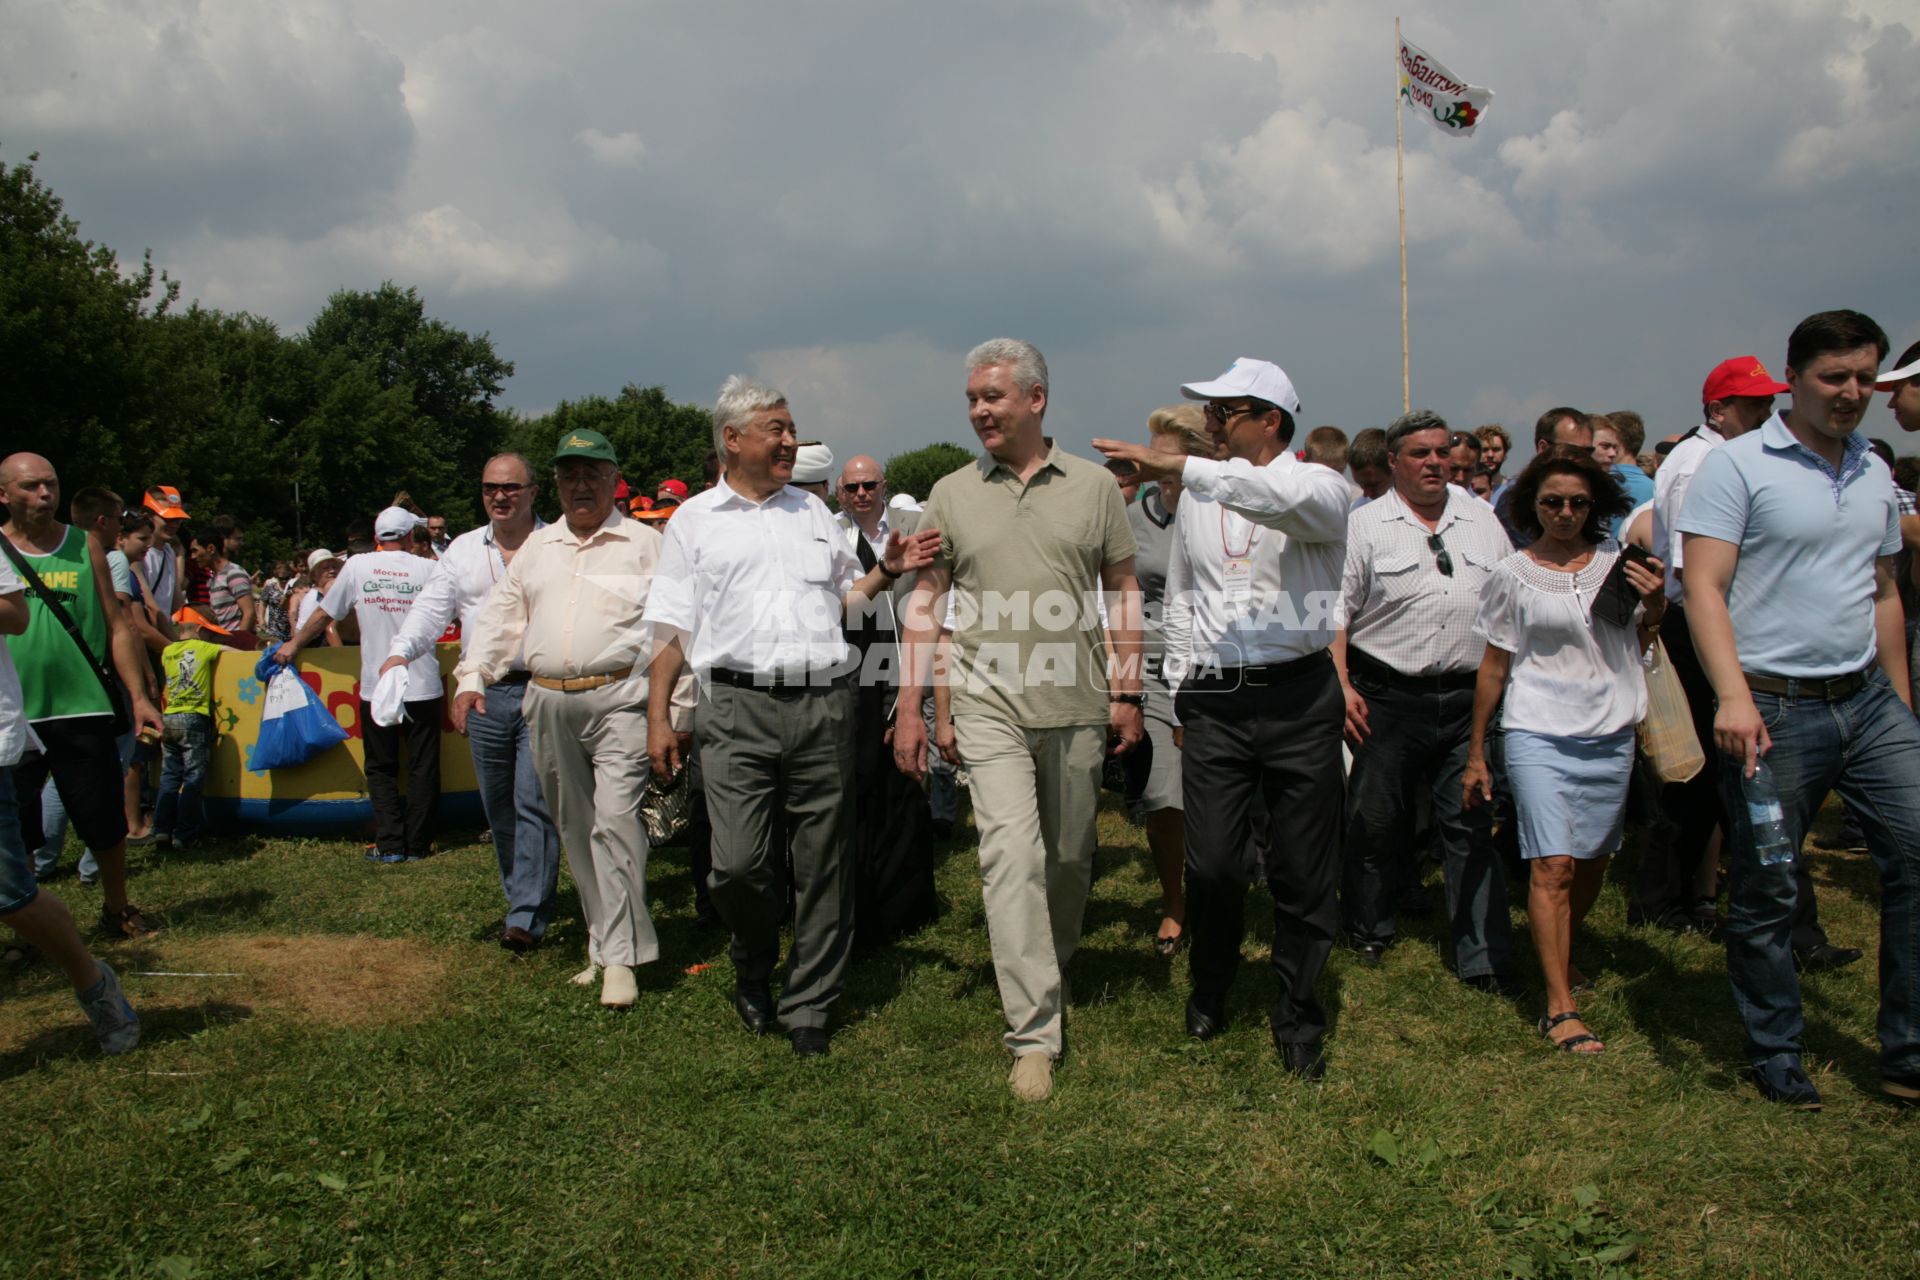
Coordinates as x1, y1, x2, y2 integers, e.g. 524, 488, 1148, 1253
275, 505, 445, 863
459, 428, 694, 1011
381, 453, 561, 953
1094, 357, 1350, 1081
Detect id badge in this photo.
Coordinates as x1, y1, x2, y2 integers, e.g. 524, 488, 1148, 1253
1222, 556, 1254, 602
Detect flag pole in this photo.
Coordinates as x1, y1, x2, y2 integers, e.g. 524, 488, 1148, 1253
1395, 16, 1410, 413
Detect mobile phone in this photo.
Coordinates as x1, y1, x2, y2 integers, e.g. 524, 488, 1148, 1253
1591, 543, 1654, 628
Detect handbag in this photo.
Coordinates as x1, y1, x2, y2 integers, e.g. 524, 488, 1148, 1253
1637, 636, 1704, 784
0, 533, 133, 735
638, 764, 693, 844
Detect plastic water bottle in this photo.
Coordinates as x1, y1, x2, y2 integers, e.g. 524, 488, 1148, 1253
1740, 758, 1794, 868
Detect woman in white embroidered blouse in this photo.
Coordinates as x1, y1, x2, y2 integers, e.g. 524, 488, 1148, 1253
1462, 448, 1666, 1055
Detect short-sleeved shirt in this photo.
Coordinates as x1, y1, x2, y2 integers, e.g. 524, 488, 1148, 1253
0, 559, 46, 766
920, 442, 1136, 728
1677, 413, 1900, 679
1128, 484, 1177, 676
1473, 543, 1648, 737
206, 561, 252, 631
319, 551, 445, 698
162, 638, 223, 719
1340, 487, 1513, 675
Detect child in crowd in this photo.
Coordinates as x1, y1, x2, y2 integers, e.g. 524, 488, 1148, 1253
152, 609, 224, 849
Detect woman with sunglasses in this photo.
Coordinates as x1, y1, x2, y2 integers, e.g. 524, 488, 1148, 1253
1462, 447, 1665, 1054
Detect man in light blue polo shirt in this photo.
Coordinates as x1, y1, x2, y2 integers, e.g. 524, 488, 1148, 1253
1679, 309, 1920, 1111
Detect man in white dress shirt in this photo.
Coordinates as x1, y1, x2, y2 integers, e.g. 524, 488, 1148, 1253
381, 454, 560, 952
1334, 410, 1514, 990
1095, 357, 1350, 1080
644, 379, 937, 1056
456, 429, 690, 1010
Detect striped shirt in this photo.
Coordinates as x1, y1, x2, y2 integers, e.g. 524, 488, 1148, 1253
1339, 487, 1514, 675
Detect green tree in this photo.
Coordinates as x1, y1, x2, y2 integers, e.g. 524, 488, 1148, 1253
884, 442, 976, 505
509, 384, 713, 512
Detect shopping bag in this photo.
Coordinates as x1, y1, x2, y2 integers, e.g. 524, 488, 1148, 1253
1637, 637, 1704, 784
248, 655, 350, 773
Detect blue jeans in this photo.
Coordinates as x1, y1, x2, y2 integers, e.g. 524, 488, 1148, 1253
467, 681, 560, 938
1719, 668, 1920, 1077
1340, 670, 1511, 979
153, 713, 214, 845
0, 768, 40, 914
32, 776, 100, 882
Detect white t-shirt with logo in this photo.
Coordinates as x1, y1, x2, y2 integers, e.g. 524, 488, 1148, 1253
319, 551, 445, 700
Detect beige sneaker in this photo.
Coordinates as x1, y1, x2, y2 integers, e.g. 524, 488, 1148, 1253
600, 964, 638, 1009
570, 963, 601, 987
1008, 1053, 1054, 1101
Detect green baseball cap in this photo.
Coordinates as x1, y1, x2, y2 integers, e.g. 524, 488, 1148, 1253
551, 428, 618, 466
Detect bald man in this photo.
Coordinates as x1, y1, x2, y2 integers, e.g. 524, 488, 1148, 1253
1, 453, 164, 939
836, 455, 938, 944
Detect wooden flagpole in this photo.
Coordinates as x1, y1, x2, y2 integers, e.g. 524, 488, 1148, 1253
1395, 17, 1410, 413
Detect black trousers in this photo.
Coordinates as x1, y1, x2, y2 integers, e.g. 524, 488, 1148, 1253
360, 697, 441, 858
1178, 653, 1345, 1044
849, 682, 938, 948
1643, 607, 1828, 948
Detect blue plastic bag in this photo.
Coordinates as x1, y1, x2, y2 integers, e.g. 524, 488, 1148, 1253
248, 655, 350, 773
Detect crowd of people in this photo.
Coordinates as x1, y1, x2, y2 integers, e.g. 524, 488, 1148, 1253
5, 312, 1919, 1113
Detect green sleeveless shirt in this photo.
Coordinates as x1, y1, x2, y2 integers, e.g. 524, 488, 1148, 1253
4, 526, 113, 722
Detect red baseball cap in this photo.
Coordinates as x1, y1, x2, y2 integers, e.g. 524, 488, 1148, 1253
657, 478, 689, 500
1702, 356, 1789, 405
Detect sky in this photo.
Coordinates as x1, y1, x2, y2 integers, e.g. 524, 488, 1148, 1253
6, 0, 1918, 467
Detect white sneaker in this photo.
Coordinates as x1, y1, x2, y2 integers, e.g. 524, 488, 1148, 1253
599, 964, 637, 1009
76, 961, 140, 1055
570, 963, 601, 987
1008, 1053, 1054, 1101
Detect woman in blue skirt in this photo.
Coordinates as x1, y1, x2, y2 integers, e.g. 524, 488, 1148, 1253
1463, 447, 1667, 1053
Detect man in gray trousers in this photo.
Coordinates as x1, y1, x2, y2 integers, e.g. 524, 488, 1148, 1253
645, 375, 938, 1056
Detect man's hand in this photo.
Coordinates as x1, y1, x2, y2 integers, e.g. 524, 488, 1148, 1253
451, 690, 485, 735
882, 528, 942, 577
131, 695, 163, 741
271, 639, 300, 667
647, 719, 686, 782
933, 717, 960, 765
1462, 756, 1494, 810
1714, 696, 1771, 779
1342, 683, 1371, 746
378, 654, 408, 679
893, 710, 929, 780
1108, 699, 1145, 754
1089, 438, 1183, 482
1172, 726, 1184, 751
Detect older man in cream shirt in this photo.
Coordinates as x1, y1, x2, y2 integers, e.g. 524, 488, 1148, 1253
456, 428, 691, 1011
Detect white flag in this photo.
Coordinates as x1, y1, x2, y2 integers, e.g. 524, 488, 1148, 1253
1399, 35, 1493, 137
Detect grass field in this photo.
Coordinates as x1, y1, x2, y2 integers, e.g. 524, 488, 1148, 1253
2, 798, 1915, 1278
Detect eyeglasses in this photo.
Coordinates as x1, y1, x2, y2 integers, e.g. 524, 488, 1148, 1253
1427, 533, 1453, 577
1204, 399, 1271, 426
842, 480, 880, 492
1536, 494, 1593, 513
480, 482, 530, 497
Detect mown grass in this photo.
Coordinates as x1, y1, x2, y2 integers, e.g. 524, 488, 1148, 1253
1, 799, 1915, 1278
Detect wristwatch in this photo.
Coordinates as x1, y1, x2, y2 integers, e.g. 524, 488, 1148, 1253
1109, 693, 1145, 707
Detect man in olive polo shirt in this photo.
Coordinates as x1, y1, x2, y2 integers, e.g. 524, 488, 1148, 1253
894, 337, 1145, 1102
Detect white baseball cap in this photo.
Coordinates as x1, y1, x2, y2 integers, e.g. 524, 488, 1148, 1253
374, 506, 420, 541
1180, 357, 1302, 418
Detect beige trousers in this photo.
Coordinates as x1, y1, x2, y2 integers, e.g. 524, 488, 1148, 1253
523, 678, 657, 968
954, 715, 1105, 1058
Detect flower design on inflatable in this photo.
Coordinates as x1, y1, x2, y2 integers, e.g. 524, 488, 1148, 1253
236, 676, 263, 705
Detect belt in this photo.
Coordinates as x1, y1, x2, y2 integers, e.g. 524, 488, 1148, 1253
708, 666, 845, 692
1743, 670, 1868, 701
1347, 648, 1478, 692
1187, 649, 1331, 688
493, 671, 531, 686
530, 665, 633, 693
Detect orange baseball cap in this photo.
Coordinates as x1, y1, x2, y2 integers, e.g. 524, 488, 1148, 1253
143, 485, 189, 520
171, 605, 231, 635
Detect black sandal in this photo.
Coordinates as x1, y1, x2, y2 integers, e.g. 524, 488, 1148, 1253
1537, 1010, 1603, 1054
1153, 928, 1186, 958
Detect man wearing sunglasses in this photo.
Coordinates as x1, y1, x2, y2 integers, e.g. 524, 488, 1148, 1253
1333, 409, 1515, 993
835, 455, 939, 945
384, 454, 559, 954
1094, 357, 1349, 1080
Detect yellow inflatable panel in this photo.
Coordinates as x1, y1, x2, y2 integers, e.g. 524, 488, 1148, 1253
203, 643, 482, 833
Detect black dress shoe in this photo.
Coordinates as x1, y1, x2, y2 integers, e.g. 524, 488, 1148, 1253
1349, 941, 1386, 968
1185, 993, 1227, 1041
733, 983, 774, 1036
1277, 1036, 1327, 1081
789, 1027, 830, 1057
1795, 943, 1864, 974
1462, 973, 1506, 996
498, 926, 539, 953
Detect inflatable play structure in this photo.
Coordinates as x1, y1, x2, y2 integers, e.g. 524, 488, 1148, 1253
202, 644, 484, 834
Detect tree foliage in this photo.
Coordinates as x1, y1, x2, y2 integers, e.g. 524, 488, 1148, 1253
507, 384, 713, 510
884, 442, 976, 505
